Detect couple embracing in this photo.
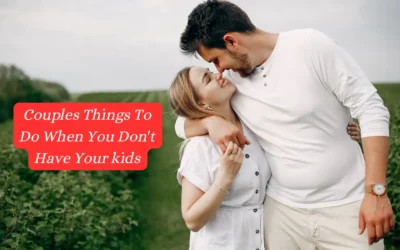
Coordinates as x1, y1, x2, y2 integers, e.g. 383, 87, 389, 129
167, 1, 394, 249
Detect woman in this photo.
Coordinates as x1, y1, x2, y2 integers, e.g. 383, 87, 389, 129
168, 66, 360, 250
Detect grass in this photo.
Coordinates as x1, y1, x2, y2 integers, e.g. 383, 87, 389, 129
375, 83, 400, 109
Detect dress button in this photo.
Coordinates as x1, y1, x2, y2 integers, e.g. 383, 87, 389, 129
255, 189, 259, 194
253, 208, 257, 212
245, 154, 249, 158
255, 171, 259, 176
256, 230, 260, 234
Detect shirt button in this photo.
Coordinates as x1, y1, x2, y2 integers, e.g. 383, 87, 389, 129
256, 249, 259, 250
256, 230, 260, 234
263, 74, 266, 78
253, 208, 257, 212
245, 154, 249, 158
255, 189, 259, 194
264, 83, 267, 86
261, 67, 264, 70
255, 171, 259, 176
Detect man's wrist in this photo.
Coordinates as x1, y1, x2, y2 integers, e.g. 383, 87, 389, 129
364, 180, 387, 186
364, 183, 387, 197
364, 192, 388, 199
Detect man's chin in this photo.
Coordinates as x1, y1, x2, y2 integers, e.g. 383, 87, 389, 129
232, 68, 253, 77
237, 70, 252, 78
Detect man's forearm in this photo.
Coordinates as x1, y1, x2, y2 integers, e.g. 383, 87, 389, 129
183, 118, 209, 138
362, 136, 390, 185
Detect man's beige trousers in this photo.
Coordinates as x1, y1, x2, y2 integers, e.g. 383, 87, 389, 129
263, 196, 385, 250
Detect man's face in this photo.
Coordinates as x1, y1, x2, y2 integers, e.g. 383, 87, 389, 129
198, 44, 254, 78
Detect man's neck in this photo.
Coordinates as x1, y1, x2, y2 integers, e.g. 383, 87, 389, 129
249, 29, 279, 68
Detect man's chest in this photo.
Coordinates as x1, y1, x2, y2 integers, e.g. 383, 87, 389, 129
229, 63, 336, 124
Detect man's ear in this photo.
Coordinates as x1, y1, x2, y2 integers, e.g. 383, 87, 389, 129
223, 34, 238, 51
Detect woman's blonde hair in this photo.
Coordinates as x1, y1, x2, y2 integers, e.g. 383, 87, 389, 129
169, 66, 222, 160
169, 66, 219, 120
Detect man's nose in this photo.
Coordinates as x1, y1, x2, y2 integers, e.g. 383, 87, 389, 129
215, 65, 224, 74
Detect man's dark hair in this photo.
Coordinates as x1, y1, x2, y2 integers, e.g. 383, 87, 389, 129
180, 0, 256, 56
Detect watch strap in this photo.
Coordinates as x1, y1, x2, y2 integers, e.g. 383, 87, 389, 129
365, 184, 386, 196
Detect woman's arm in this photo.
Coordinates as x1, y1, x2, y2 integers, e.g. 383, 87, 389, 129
180, 175, 230, 232
347, 121, 360, 141
180, 142, 243, 232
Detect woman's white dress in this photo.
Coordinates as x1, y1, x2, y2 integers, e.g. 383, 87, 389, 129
177, 122, 272, 250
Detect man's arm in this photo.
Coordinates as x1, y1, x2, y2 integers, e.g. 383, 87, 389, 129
310, 29, 393, 245
174, 115, 250, 152
174, 116, 204, 139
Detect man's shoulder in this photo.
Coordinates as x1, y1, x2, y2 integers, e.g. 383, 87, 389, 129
283, 28, 321, 39
286, 28, 336, 47
281, 28, 317, 47
280, 28, 336, 58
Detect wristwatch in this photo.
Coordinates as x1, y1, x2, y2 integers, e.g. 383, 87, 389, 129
365, 184, 387, 197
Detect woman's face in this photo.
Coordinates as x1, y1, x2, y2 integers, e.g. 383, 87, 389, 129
189, 66, 236, 108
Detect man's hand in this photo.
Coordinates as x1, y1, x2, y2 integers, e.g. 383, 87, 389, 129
205, 116, 250, 153
359, 193, 395, 245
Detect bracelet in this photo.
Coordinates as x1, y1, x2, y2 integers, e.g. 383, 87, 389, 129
214, 183, 229, 194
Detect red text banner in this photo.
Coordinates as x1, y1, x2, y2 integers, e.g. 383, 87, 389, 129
13, 102, 163, 170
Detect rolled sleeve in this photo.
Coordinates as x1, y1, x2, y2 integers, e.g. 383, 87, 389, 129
175, 116, 187, 139
177, 138, 212, 192
310, 29, 390, 137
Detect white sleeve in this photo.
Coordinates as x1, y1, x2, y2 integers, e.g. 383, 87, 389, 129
176, 138, 212, 192
310, 29, 390, 138
174, 116, 187, 139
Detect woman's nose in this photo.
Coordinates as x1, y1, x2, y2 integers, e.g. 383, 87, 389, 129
212, 73, 220, 80
212, 73, 224, 85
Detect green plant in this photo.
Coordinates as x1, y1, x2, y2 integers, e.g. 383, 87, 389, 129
385, 104, 400, 248
0, 122, 142, 250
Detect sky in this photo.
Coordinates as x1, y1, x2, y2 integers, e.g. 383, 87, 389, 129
0, 0, 399, 93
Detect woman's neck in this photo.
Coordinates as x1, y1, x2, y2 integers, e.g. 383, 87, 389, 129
214, 103, 241, 128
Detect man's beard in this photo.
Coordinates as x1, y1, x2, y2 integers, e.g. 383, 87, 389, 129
228, 51, 254, 77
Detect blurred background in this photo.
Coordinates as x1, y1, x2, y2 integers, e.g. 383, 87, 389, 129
0, 0, 399, 249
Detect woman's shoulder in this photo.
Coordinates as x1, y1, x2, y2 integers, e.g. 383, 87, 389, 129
177, 135, 220, 189
180, 135, 219, 157
185, 135, 214, 147
179, 135, 223, 170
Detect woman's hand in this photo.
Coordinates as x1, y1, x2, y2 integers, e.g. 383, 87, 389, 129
216, 141, 244, 190
347, 121, 360, 141
180, 141, 244, 232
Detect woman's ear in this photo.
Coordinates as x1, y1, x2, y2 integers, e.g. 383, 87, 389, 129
197, 101, 206, 109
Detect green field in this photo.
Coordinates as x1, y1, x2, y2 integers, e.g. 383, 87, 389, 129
1, 83, 399, 250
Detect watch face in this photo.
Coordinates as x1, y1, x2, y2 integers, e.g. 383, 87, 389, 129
373, 184, 385, 195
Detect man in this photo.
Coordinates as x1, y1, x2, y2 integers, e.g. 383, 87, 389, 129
174, 0, 394, 249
